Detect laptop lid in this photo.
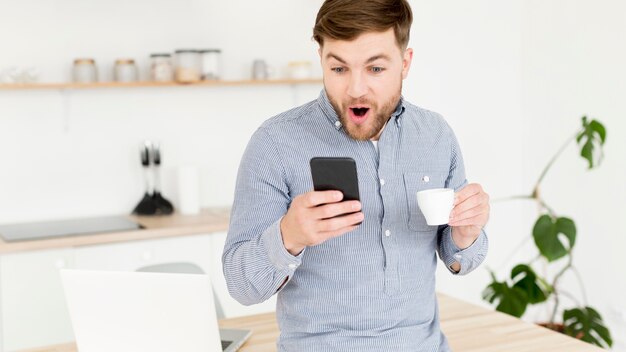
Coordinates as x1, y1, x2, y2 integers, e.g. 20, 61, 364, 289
60, 269, 250, 352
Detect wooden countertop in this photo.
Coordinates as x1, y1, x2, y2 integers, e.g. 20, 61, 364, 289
22, 293, 603, 352
0, 208, 231, 255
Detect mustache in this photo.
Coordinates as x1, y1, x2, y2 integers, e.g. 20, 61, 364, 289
343, 98, 374, 106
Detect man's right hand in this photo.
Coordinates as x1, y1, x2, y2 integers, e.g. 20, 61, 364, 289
280, 190, 363, 256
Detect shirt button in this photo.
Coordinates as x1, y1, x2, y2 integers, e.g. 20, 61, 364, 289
380, 179, 385, 186
334, 121, 342, 128
385, 230, 391, 237
422, 175, 430, 182
288, 264, 298, 269
454, 254, 462, 260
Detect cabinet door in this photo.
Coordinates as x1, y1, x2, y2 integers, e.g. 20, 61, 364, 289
0, 248, 75, 351
74, 234, 213, 273
209, 232, 277, 318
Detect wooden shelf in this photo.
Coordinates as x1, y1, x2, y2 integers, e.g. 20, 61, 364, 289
0, 78, 322, 90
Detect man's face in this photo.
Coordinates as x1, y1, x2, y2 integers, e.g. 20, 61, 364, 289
319, 28, 413, 141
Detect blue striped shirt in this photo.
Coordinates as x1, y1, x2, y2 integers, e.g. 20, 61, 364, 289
223, 90, 488, 351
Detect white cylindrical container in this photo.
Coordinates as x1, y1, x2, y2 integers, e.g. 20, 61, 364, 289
113, 58, 139, 82
72, 58, 98, 83
174, 49, 201, 83
177, 166, 200, 215
149, 53, 174, 82
199, 49, 221, 80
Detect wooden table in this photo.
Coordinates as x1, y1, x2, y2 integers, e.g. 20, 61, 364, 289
24, 293, 602, 352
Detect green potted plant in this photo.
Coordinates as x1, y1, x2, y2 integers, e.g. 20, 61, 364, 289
482, 116, 612, 348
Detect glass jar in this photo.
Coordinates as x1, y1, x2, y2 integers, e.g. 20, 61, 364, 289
149, 53, 174, 82
113, 59, 139, 82
198, 49, 221, 80
174, 49, 201, 83
287, 61, 313, 80
72, 58, 98, 83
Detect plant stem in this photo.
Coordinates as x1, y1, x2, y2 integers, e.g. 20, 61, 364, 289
549, 253, 574, 324
569, 265, 589, 306
491, 195, 534, 203
495, 235, 534, 270
533, 132, 579, 194
538, 199, 557, 218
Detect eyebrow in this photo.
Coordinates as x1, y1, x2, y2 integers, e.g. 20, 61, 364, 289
326, 53, 392, 64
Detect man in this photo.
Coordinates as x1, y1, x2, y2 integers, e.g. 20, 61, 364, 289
223, 0, 490, 350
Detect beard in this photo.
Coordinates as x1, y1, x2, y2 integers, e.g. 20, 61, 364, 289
327, 84, 402, 141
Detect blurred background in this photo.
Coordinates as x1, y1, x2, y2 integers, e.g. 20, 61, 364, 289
0, 0, 624, 350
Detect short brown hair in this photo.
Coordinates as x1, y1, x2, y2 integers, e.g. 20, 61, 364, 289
313, 0, 413, 49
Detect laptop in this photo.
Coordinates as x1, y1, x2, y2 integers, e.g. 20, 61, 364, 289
60, 269, 251, 352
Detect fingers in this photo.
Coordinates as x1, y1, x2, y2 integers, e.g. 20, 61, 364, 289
450, 183, 490, 228
282, 191, 363, 251
316, 211, 364, 232
454, 183, 483, 205
313, 199, 361, 220
302, 190, 344, 207
451, 191, 489, 217
449, 213, 489, 227
449, 204, 489, 224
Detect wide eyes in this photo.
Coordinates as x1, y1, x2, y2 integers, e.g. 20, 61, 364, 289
329, 66, 385, 74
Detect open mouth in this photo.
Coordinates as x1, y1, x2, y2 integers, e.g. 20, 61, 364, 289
352, 107, 369, 117
348, 106, 370, 124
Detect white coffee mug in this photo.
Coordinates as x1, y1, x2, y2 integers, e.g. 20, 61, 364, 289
416, 188, 455, 226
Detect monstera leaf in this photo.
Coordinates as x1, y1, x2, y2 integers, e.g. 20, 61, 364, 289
482, 273, 528, 317
511, 264, 550, 304
563, 307, 613, 348
576, 116, 606, 169
533, 215, 576, 262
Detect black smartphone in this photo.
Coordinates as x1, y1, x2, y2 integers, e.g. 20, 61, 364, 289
310, 157, 360, 202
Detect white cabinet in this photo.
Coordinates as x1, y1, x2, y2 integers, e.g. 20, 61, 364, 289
74, 234, 213, 273
0, 248, 76, 351
0, 231, 277, 351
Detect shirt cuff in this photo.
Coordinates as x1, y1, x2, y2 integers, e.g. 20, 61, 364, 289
261, 217, 304, 272
441, 226, 488, 275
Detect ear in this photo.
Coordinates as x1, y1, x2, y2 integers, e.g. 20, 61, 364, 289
401, 48, 413, 79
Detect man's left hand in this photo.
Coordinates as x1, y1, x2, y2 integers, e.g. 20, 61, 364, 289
448, 183, 490, 249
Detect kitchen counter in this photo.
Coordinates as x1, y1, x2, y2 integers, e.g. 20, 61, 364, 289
0, 207, 231, 255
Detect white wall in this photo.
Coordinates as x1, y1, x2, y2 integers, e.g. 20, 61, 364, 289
521, 0, 626, 347
1, 0, 624, 347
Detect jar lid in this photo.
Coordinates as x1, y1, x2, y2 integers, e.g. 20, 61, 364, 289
74, 58, 95, 65
175, 49, 200, 53
115, 58, 136, 65
198, 49, 221, 53
150, 53, 172, 58
288, 61, 312, 66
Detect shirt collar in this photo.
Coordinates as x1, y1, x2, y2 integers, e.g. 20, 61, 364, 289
318, 89, 407, 131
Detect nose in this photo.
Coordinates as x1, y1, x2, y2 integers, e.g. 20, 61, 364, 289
347, 71, 367, 99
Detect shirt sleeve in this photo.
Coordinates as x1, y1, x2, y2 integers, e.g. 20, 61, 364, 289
222, 127, 303, 306
436, 124, 489, 275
